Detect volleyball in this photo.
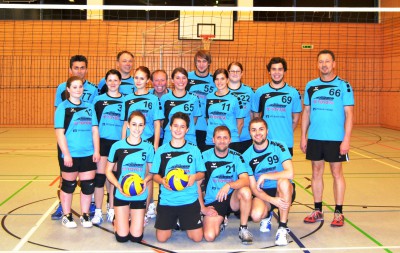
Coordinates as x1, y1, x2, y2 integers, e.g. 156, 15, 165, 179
120, 173, 144, 196
166, 168, 189, 191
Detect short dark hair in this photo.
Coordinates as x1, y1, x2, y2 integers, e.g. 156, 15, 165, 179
69, 55, 87, 69
249, 117, 268, 131
105, 69, 121, 81
171, 67, 188, 79
213, 125, 231, 138
213, 68, 229, 82
170, 112, 190, 128
117, 50, 134, 61
194, 50, 212, 64
267, 57, 287, 72
318, 49, 335, 61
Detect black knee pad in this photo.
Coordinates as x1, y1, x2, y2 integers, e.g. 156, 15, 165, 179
129, 233, 143, 243
61, 179, 77, 194
80, 179, 95, 195
95, 173, 107, 188
115, 232, 130, 243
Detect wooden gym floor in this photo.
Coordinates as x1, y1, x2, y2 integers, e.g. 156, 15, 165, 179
0, 127, 399, 253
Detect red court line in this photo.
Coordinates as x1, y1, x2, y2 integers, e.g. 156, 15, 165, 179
352, 135, 400, 151
49, 176, 60, 186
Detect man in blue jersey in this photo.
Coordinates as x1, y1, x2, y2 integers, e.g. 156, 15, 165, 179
252, 57, 302, 156
300, 50, 354, 227
243, 118, 295, 246
98, 51, 135, 95
151, 112, 205, 243
187, 50, 215, 152
52, 55, 98, 220
200, 126, 253, 245
149, 70, 170, 99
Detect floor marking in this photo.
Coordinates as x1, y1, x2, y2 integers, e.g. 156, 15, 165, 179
49, 176, 60, 186
0, 179, 53, 182
294, 179, 393, 253
12, 199, 59, 251
350, 150, 400, 171
0, 176, 38, 207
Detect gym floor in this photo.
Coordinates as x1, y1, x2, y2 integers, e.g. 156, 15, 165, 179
0, 127, 399, 253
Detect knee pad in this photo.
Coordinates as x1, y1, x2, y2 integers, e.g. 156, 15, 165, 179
61, 179, 77, 194
114, 232, 129, 243
129, 233, 143, 243
94, 173, 107, 188
80, 179, 95, 195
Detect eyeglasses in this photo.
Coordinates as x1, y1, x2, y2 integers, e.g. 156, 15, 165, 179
229, 70, 241, 74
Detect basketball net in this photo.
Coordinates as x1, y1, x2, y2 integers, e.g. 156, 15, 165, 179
200, 35, 215, 50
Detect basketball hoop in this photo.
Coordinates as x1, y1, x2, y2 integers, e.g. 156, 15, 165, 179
200, 35, 215, 50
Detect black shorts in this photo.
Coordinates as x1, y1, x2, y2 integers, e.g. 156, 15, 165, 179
205, 192, 233, 217
262, 183, 296, 211
60, 156, 97, 173
100, 138, 118, 156
196, 130, 207, 152
113, 198, 146, 209
155, 200, 203, 231
306, 139, 349, 162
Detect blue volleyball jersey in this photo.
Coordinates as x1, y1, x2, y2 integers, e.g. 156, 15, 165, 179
303, 76, 354, 141
251, 83, 302, 148
92, 93, 125, 141
54, 80, 98, 107
98, 76, 136, 95
108, 139, 154, 201
187, 71, 215, 132
120, 92, 164, 140
54, 100, 98, 158
229, 83, 254, 142
160, 91, 202, 145
150, 141, 206, 206
205, 91, 245, 145
202, 148, 248, 205
242, 140, 291, 189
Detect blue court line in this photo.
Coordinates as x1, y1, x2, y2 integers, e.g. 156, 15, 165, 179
293, 179, 393, 253
0, 176, 38, 207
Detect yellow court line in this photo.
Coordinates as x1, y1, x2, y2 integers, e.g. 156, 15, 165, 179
350, 150, 400, 171
0, 179, 53, 182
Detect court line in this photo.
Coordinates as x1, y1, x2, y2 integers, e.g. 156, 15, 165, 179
49, 176, 60, 186
293, 180, 393, 253
155, 246, 400, 252
12, 199, 59, 251
0, 176, 38, 207
350, 150, 400, 171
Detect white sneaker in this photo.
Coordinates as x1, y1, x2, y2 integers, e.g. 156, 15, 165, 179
61, 213, 77, 228
260, 212, 272, 232
275, 227, 289, 246
146, 202, 156, 218
80, 213, 93, 228
107, 208, 114, 223
92, 209, 103, 225
238, 227, 253, 245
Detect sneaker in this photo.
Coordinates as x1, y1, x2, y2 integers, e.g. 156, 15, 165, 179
144, 215, 149, 227
51, 203, 63, 220
260, 211, 273, 232
92, 209, 103, 225
80, 213, 93, 228
107, 208, 115, 223
275, 227, 289, 246
89, 202, 96, 217
331, 212, 345, 227
61, 213, 77, 228
146, 202, 157, 219
304, 210, 324, 223
238, 227, 253, 245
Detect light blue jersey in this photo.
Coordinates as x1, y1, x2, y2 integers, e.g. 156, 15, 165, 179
229, 83, 254, 142
150, 141, 206, 206
242, 140, 291, 189
121, 92, 164, 141
205, 91, 245, 145
160, 91, 202, 145
108, 139, 154, 201
187, 71, 215, 131
92, 93, 125, 141
303, 76, 354, 141
54, 100, 98, 157
54, 80, 98, 107
98, 76, 136, 95
202, 148, 248, 205
252, 83, 302, 148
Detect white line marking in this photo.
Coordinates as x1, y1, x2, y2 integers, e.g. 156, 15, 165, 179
12, 200, 60, 251
350, 150, 400, 171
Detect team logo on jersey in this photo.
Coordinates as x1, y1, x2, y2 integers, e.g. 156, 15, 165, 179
313, 87, 319, 91
123, 150, 129, 154
102, 101, 109, 106
70, 108, 76, 113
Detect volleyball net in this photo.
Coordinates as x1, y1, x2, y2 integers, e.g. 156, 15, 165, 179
0, 4, 399, 126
